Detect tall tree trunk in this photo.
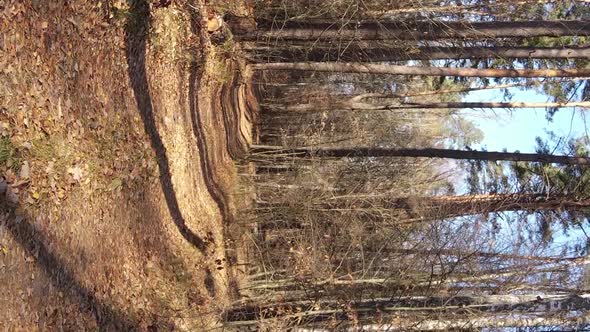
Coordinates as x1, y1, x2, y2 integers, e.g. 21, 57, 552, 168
224, 293, 590, 327
394, 101, 590, 109
245, 264, 580, 292
248, 45, 590, 63
393, 193, 590, 219
239, 20, 590, 41
377, 248, 589, 264
354, 314, 590, 331
390, 82, 534, 98
366, 0, 560, 17
252, 62, 590, 78
251, 145, 590, 165
277, 100, 590, 112
317, 193, 590, 221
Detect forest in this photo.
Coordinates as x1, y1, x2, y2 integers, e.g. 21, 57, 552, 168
226, 0, 590, 330
2, 0, 590, 330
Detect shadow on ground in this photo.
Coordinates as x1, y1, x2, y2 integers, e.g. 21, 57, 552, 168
2, 207, 139, 330
124, 0, 209, 252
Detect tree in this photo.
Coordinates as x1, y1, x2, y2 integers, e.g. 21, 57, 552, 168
252, 62, 590, 78
239, 20, 590, 41
252, 145, 590, 166
320, 193, 590, 221
248, 45, 590, 63
240, 3, 590, 331
224, 292, 590, 329
274, 100, 590, 112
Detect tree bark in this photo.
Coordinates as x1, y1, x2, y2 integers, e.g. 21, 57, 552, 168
395, 101, 590, 109
248, 45, 590, 63
224, 293, 590, 326
251, 145, 590, 165
353, 314, 590, 331
366, 0, 559, 17
276, 100, 590, 112
396, 193, 590, 219
252, 62, 590, 78
239, 20, 590, 41
317, 193, 590, 221
390, 82, 533, 97
381, 248, 589, 264
245, 265, 580, 292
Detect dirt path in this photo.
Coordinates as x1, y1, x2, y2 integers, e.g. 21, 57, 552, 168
0, 0, 255, 330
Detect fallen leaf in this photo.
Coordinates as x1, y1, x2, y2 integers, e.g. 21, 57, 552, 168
19, 161, 30, 180
66, 17, 79, 29
57, 97, 63, 119
11, 178, 29, 188
109, 178, 122, 191
4, 169, 16, 183
45, 161, 54, 174
0, 122, 9, 136
67, 166, 83, 182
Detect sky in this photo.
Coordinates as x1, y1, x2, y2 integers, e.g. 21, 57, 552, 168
463, 88, 589, 154
461, 87, 590, 256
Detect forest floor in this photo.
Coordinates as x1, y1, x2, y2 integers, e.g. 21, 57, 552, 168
0, 0, 256, 330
